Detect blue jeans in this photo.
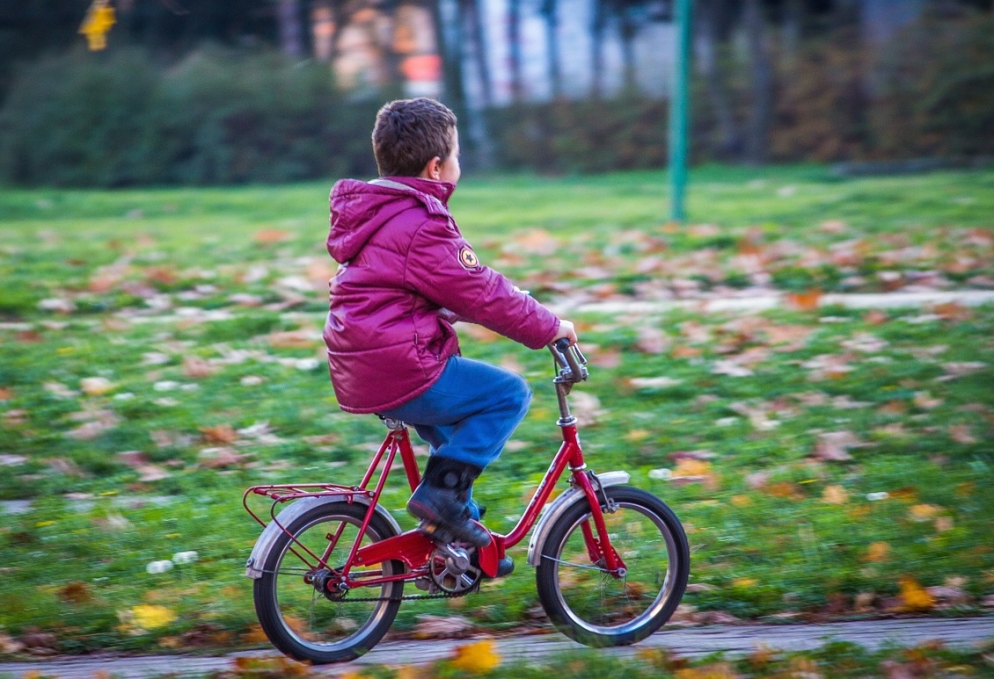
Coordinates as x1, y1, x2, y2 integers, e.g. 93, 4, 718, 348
381, 356, 531, 471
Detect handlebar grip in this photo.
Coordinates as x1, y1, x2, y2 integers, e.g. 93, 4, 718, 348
550, 338, 587, 382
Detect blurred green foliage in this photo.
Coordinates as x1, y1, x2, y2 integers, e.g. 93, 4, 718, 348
0, 46, 380, 187
1, 9, 992, 186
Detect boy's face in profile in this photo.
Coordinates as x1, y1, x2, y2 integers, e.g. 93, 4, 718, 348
421, 127, 461, 185
439, 128, 461, 185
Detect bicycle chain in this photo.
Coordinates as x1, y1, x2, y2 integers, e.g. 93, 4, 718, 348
337, 585, 479, 603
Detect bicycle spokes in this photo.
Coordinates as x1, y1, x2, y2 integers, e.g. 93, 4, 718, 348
254, 503, 404, 663
536, 487, 689, 644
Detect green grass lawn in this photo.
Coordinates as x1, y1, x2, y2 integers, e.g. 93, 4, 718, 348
0, 166, 992, 656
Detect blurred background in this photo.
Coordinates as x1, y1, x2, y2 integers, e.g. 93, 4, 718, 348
0, 0, 992, 187
1, 1, 994, 668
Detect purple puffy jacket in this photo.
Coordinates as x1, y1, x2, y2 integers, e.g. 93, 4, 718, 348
322, 176, 560, 414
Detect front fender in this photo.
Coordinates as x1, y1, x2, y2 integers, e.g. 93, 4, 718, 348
245, 495, 402, 579
526, 471, 629, 567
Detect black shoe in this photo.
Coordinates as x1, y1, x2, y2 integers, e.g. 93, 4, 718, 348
493, 555, 515, 578
408, 457, 490, 548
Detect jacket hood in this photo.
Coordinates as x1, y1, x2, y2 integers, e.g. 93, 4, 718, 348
327, 177, 456, 263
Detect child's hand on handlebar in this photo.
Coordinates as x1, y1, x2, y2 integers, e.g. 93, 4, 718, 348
552, 319, 578, 346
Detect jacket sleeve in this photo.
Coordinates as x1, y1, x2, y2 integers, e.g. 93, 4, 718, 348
405, 217, 560, 350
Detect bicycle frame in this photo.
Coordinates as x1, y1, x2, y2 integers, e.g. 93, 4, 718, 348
243, 345, 625, 587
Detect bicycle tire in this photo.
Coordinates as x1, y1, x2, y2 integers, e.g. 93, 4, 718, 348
535, 485, 689, 646
253, 502, 404, 664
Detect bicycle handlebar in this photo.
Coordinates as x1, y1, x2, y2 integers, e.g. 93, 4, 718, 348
549, 338, 588, 383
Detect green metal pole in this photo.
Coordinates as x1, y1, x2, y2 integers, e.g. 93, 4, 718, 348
669, 0, 692, 222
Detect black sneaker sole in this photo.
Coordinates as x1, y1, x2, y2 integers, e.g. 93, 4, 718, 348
416, 519, 490, 548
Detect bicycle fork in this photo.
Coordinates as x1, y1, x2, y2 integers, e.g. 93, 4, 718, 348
569, 465, 628, 577
551, 415, 627, 578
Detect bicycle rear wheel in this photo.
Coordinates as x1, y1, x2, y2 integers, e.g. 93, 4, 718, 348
535, 486, 689, 646
253, 502, 404, 664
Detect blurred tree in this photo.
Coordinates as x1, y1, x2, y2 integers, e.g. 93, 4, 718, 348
743, 0, 772, 164
452, 0, 494, 166
113, 0, 276, 54
613, 0, 670, 90
463, 0, 492, 106
380, 0, 403, 88
325, 0, 355, 64
276, 0, 304, 56
507, 0, 523, 99
695, 0, 742, 159
590, 0, 607, 98
428, 0, 493, 170
539, 0, 562, 97
589, 0, 671, 96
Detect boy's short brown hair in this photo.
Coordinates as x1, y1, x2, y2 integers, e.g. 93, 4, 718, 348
372, 98, 458, 177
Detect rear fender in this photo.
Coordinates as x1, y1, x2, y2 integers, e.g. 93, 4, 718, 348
245, 495, 402, 579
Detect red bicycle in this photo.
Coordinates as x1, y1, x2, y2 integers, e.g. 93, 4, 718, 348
244, 340, 689, 664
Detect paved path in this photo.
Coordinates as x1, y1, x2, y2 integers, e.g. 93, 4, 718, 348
557, 289, 994, 315
4, 289, 991, 333
1, 617, 992, 678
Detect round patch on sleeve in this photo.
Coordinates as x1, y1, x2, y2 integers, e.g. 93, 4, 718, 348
458, 246, 480, 269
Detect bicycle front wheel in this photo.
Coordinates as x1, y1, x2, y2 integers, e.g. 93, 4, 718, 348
253, 502, 404, 664
535, 486, 689, 647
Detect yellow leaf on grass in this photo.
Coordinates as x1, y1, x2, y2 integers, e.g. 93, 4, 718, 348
625, 429, 651, 442
158, 636, 182, 649
732, 577, 757, 588
786, 289, 822, 311
748, 645, 777, 668
637, 647, 690, 671
80, 377, 114, 395
889, 487, 919, 502
955, 482, 976, 497
511, 228, 559, 255
935, 516, 954, 533
672, 345, 703, 359
909, 504, 942, 522
788, 657, 822, 677
898, 576, 935, 612
865, 542, 891, 563
675, 662, 741, 679
131, 604, 177, 629
821, 485, 848, 505
450, 639, 501, 673
200, 424, 238, 445
253, 229, 291, 244
766, 481, 803, 500
672, 459, 712, 478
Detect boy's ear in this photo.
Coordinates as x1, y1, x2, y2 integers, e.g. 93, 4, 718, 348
420, 156, 443, 180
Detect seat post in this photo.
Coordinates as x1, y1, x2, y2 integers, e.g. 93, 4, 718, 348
380, 417, 406, 431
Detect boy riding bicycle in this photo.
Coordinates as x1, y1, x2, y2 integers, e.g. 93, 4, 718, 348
323, 97, 577, 555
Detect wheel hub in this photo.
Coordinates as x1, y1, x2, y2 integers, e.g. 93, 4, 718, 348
308, 568, 349, 601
